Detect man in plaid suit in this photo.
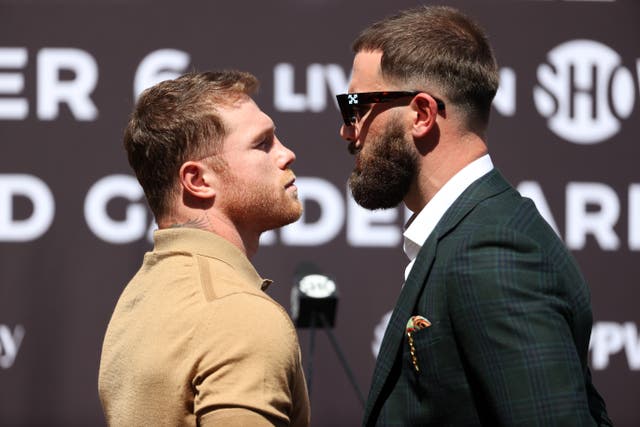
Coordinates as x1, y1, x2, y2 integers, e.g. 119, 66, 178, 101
335, 6, 612, 426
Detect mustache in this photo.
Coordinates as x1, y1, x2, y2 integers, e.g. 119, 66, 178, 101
282, 170, 296, 185
348, 141, 360, 155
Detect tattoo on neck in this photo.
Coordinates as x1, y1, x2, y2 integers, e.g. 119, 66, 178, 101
170, 216, 209, 230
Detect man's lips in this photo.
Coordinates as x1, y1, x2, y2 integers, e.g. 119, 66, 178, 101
284, 175, 296, 189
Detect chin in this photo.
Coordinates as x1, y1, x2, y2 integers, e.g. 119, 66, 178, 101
287, 201, 304, 223
263, 201, 303, 231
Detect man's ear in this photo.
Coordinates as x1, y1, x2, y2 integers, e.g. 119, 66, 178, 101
179, 161, 217, 199
410, 93, 439, 138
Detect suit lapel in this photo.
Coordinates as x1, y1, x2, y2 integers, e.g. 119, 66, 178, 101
363, 233, 438, 425
363, 169, 511, 425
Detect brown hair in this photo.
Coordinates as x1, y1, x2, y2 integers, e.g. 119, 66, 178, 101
353, 6, 499, 129
123, 70, 258, 220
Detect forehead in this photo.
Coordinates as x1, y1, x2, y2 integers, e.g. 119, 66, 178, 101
219, 97, 273, 145
349, 50, 386, 93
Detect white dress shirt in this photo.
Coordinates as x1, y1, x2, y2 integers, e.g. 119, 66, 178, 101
403, 154, 494, 281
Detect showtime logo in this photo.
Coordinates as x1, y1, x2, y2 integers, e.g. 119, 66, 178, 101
534, 39, 638, 145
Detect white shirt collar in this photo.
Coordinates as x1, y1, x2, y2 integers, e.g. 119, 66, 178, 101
402, 154, 494, 280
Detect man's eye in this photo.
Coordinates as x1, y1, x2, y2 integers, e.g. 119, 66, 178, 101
353, 105, 370, 119
256, 136, 273, 149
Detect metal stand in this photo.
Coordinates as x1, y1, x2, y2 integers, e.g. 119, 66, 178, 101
305, 312, 365, 408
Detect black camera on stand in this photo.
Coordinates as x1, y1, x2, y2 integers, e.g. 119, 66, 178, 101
291, 263, 364, 407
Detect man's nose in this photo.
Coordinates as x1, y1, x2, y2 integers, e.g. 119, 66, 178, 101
275, 137, 296, 168
340, 123, 357, 143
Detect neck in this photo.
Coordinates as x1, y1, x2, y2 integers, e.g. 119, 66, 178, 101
405, 133, 488, 213
158, 210, 260, 258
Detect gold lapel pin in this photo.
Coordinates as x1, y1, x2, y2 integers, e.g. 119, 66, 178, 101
405, 315, 431, 372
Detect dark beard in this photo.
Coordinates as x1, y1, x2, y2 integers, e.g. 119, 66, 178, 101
348, 121, 417, 210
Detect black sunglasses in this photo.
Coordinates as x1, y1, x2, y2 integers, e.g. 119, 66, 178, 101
335, 91, 445, 126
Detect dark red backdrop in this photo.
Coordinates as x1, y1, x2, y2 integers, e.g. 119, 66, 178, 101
1, 0, 638, 425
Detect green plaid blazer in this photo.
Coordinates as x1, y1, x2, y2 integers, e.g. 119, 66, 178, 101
363, 169, 612, 427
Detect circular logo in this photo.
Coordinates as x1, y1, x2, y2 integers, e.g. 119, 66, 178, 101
534, 39, 635, 144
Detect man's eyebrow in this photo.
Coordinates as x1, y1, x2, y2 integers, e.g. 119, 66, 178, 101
253, 124, 276, 142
